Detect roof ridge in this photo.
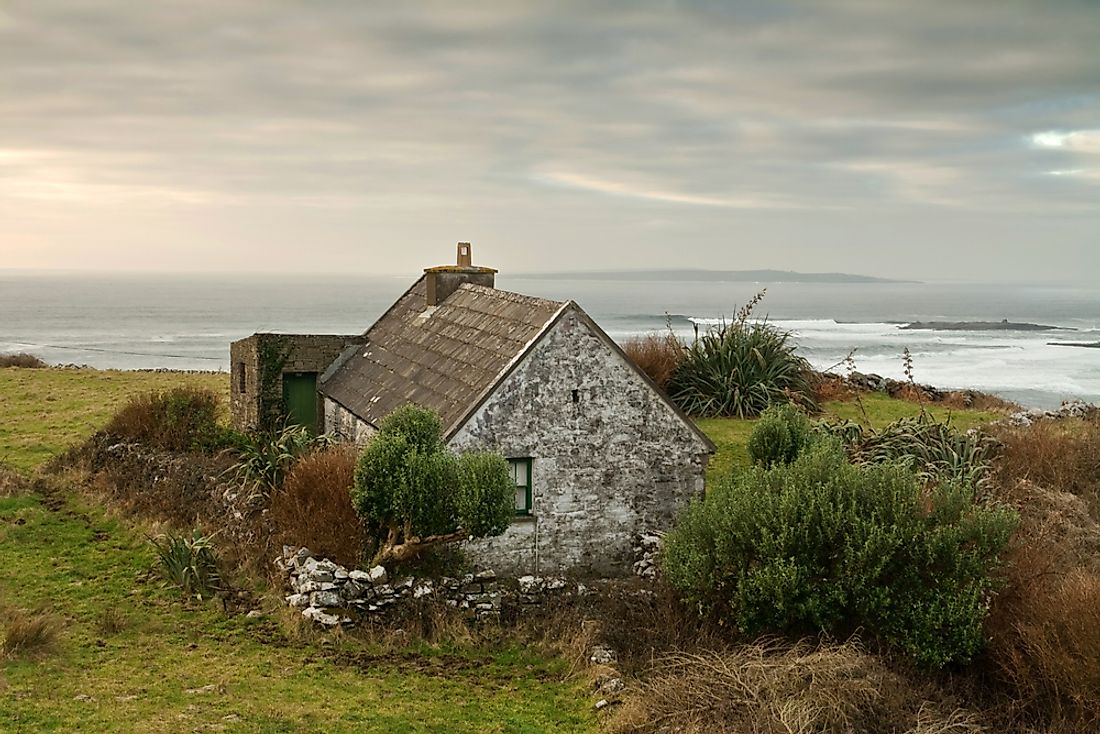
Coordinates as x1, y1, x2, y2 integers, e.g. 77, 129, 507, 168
454, 282, 565, 308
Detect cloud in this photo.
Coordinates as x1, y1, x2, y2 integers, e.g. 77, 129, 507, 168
0, 1, 1098, 278
1031, 130, 1100, 153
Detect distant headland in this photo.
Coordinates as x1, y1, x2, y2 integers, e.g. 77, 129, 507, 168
514, 269, 916, 284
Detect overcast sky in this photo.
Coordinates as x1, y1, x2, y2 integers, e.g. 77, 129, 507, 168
1, 1, 1098, 282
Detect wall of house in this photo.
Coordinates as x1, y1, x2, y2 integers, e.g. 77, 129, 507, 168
448, 308, 710, 577
323, 397, 378, 445
230, 333, 361, 433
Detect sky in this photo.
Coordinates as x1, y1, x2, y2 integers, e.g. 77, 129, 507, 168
1, 0, 1098, 282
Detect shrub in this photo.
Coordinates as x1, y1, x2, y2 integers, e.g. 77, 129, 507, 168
352, 405, 513, 565
230, 423, 333, 492
0, 352, 47, 368
150, 530, 223, 601
1, 609, 60, 660
621, 332, 683, 391
668, 293, 817, 418
270, 444, 367, 567
822, 413, 1001, 489
747, 403, 813, 467
104, 387, 228, 453
662, 439, 1017, 668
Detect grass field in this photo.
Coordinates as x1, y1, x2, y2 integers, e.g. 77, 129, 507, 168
0, 367, 1006, 732
0, 368, 228, 472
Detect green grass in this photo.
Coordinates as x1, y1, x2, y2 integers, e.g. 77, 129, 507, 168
0, 489, 593, 732
696, 393, 1004, 484
0, 368, 228, 473
0, 368, 592, 732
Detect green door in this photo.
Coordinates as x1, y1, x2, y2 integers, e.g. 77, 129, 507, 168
282, 372, 318, 433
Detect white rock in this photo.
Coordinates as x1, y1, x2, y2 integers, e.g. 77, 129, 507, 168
302, 607, 342, 626
348, 569, 371, 583
518, 575, 539, 594
590, 646, 617, 665
285, 593, 309, 608
474, 569, 497, 581
413, 582, 434, 599
367, 565, 388, 585
310, 590, 342, 608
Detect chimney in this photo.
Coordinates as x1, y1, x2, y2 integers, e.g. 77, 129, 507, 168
424, 242, 497, 307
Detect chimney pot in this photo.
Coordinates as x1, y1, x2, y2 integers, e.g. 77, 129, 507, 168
457, 242, 472, 267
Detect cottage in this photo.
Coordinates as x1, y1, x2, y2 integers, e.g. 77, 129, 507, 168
231, 244, 714, 576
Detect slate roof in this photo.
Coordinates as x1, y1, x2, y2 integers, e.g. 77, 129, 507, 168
320, 276, 566, 433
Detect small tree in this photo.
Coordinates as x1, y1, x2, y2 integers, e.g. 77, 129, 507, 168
352, 405, 514, 565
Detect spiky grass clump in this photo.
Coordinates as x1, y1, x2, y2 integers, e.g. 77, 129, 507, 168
668, 293, 816, 418
150, 530, 223, 601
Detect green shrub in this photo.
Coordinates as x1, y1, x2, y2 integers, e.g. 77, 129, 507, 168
747, 403, 814, 467
352, 405, 513, 564
668, 294, 816, 418
104, 387, 230, 452
150, 530, 223, 601
662, 439, 1017, 668
821, 413, 1001, 489
230, 423, 333, 491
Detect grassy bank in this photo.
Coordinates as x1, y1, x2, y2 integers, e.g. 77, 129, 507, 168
0, 368, 227, 472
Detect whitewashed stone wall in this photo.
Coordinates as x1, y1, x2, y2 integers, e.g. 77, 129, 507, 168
450, 308, 710, 577
323, 397, 377, 445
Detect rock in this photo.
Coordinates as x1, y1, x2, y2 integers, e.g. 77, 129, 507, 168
341, 581, 370, 600
310, 590, 342, 608
302, 607, 345, 626
292, 547, 313, 567
545, 577, 566, 591
598, 677, 625, 694
285, 593, 309, 608
348, 569, 371, 582
518, 575, 539, 594
333, 567, 350, 581
367, 565, 388, 585
245, 610, 263, 619
590, 646, 617, 666
594, 699, 610, 711
413, 582, 434, 599
474, 569, 497, 581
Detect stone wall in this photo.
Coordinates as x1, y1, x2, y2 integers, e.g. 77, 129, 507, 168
230, 333, 362, 433
323, 397, 378, 444
449, 308, 711, 577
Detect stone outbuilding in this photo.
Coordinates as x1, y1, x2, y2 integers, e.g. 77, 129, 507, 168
231, 243, 714, 576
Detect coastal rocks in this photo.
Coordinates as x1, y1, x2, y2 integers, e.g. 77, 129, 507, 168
1001, 399, 1098, 427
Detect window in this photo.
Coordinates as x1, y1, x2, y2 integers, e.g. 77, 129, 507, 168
508, 458, 532, 516
236, 362, 246, 393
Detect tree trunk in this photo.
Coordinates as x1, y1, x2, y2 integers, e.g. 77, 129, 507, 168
373, 529, 469, 565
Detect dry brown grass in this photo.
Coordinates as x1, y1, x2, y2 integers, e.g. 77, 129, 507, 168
621, 332, 683, 391
0, 464, 27, 497
811, 372, 857, 404
610, 638, 984, 734
269, 445, 367, 568
1, 609, 61, 661
983, 415, 1100, 727
992, 418, 1100, 518
0, 353, 47, 368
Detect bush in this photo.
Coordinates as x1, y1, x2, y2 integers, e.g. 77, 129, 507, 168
270, 445, 367, 567
668, 294, 817, 418
662, 440, 1017, 668
352, 405, 513, 564
230, 423, 333, 492
0, 352, 47, 368
150, 530, 223, 601
621, 332, 683, 391
747, 403, 813, 467
822, 413, 1001, 489
104, 387, 228, 452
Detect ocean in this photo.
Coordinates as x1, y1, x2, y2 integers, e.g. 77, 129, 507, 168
2, 272, 1098, 409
